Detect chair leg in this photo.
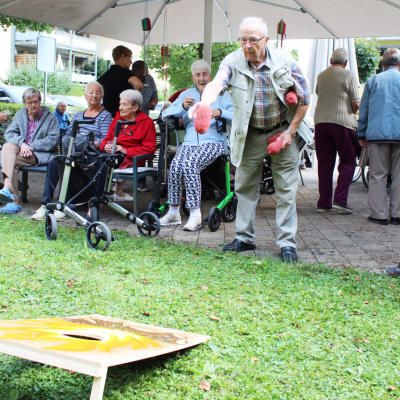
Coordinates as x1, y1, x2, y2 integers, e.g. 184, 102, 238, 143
21, 171, 29, 203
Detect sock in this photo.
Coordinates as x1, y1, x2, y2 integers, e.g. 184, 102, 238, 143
169, 205, 180, 216
189, 207, 201, 219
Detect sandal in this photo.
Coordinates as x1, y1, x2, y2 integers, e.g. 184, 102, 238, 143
0, 203, 21, 213
0, 188, 14, 203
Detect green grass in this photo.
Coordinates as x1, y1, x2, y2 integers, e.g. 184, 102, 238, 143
0, 215, 399, 399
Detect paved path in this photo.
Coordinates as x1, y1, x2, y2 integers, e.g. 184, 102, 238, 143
17, 168, 400, 274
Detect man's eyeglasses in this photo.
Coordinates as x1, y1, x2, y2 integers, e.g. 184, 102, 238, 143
25, 100, 40, 106
238, 36, 265, 45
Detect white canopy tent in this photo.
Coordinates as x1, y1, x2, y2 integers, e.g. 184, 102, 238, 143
1, 0, 400, 63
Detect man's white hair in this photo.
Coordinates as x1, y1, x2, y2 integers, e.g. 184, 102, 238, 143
56, 100, 67, 108
84, 81, 104, 97
191, 60, 211, 75
331, 48, 348, 65
239, 17, 268, 37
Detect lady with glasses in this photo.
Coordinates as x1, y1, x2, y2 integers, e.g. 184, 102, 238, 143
100, 89, 156, 201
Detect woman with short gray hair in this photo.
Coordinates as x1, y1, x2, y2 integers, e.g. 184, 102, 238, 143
100, 89, 156, 201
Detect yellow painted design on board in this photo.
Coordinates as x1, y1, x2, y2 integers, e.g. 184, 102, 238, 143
0, 318, 162, 352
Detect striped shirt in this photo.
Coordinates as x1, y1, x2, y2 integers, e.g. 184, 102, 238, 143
62, 109, 112, 149
314, 66, 360, 130
214, 48, 311, 129
141, 74, 158, 116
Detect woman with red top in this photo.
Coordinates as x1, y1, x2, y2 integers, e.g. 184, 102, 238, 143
100, 89, 156, 201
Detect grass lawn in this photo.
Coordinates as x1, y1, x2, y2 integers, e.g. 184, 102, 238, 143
0, 215, 399, 399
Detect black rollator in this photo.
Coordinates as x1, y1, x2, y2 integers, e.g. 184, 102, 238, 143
45, 119, 160, 250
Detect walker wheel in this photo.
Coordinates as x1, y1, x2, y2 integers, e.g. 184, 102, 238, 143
222, 196, 237, 222
90, 206, 99, 222
147, 200, 161, 217
208, 206, 221, 232
138, 212, 161, 237
45, 212, 57, 241
86, 221, 112, 251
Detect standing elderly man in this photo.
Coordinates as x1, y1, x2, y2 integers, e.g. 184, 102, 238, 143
358, 48, 400, 228
190, 16, 312, 262
314, 48, 360, 213
98, 45, 143, 117
0, 88, 59, 213
132, 60, 159, 116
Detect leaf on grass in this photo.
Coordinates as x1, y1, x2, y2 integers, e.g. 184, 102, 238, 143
0, 310, 6, 313
279, 379, 288, 383
143, 312, 150, 316
11, 288, 17, 291
170, 289, 177, 293
390, 284, 396, 288
364, 301, 369, 304
239, 283, 243, 286
141, 278, 150, 284
373, 312, 377, 316
238, 297, 244, 301
355, 276, 361, 281
1, 305, 7, 308
349, 312, 362, 315
250, 357, 259, 362
34, 298, 39, 302
388, 386, 396, 391
199, 380, 210, 391
210, 315, 220, 321
208, 246, 215, 249
201, 286, 209, 290
278, 333, 283, 338
117, 286, 123, 291
102, 267, 107, 270
356, 349, 363, 353
318, 329, 322, 334
338, 380, 345, 384
252, 260, 262, 265
189, 293, 195, 297
23, 265, 31, 269
67, 280, 73, 288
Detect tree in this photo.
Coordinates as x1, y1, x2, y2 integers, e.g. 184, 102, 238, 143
0, 15, 52, 33
143, 42, 240, 96
5, 63, 84, 96
354, 38, 381, 84
83, 58, 108, 78
290, 49, 299, 62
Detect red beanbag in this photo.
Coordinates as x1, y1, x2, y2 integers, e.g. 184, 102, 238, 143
267, 133, 281, 146
194, 104, 211, 134
285, 90, 298, 107
267, 139, 283, 156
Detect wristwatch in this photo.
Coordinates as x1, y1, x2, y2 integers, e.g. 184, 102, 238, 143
287, 128, 296, 138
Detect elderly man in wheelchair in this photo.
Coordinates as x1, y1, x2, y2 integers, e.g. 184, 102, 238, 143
160, 60, 233, 231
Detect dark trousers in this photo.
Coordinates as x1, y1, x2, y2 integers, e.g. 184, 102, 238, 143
315, 123, 356, 208
42, 159, 59, 204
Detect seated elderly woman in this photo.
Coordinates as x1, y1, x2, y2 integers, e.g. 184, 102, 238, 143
100, 89, 156, 201
160, 60, 233, 231
53, 100, 70, 137
30, 81, 112, 221
0, 88, 59, 214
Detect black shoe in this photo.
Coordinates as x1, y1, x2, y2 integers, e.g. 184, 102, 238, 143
281, 246, 298, 263
223, 239, 256, 253
332, 203, 353, 213
390, 217, 400, 225
386, 266, 400, 276
368, 216, 388, 225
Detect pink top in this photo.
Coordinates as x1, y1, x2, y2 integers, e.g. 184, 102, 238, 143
26, 108, 44, 145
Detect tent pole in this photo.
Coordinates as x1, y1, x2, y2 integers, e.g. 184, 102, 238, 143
0, 0, 27, 11
204, 0, 213, 65
214, 0, 232, 43
291, 0, 337, 38
77, 2, 119, 35
249, 0, 301, 13
379, 0, 400, 11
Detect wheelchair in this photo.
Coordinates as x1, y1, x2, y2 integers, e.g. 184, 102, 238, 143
45, 119, 160, 251
147, 116, 237, 232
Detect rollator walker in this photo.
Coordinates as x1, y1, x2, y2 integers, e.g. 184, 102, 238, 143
45, 119, 160, 251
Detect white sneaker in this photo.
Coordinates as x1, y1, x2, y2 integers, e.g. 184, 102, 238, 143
114, 192, 134, 201
54, 209, 67, 221
160, 213, 181, 226
183, 217, 202, 231
31, 205, 47, 221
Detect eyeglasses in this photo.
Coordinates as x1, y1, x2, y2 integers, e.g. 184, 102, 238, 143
238, 36, 265, 45
25, 100, 40, 106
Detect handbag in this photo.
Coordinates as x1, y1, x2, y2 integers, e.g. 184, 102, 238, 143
65, 130, 99, 158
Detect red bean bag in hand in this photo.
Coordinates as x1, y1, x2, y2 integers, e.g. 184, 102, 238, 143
267, 133, 281, 146
285, 89, 298, 107
194, 104, 211, 134
267, 139, 283, 155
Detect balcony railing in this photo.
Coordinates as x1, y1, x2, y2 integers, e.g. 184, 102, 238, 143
15, 30, 96, 54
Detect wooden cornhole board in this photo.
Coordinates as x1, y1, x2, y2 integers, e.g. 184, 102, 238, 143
0, 314, 210, 399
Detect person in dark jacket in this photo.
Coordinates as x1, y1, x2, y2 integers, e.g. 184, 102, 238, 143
0, 88, 59, 213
